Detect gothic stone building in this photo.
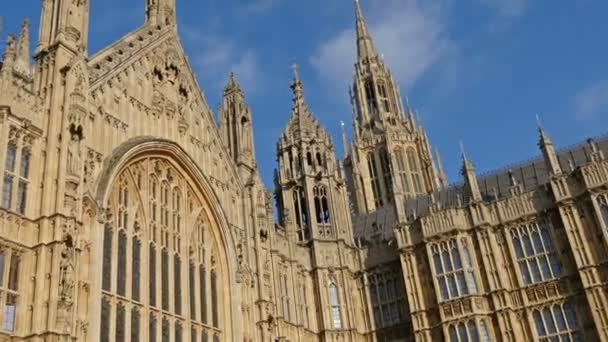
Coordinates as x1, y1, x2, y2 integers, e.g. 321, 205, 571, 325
1, 0, 608, 341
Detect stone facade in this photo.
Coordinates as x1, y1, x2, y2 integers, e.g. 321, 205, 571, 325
0, 0, 607, 341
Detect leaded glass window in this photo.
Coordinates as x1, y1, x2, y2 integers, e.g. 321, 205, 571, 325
313, 185, 330, 225
0, 251, 20, 333
2, 143, 29, 212
533, 303, 579, 341
510, 222, 560, 285
100, 158, 224, 341
431, 239, 478, 302
100, 299, 111, 342
394, 148, 410, 194
368, 269, 407, 328
293, 188, 310, 241
379, 148, 393, 202
448, 320, 491, 342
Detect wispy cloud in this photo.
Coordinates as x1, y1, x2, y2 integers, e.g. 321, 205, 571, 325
181, 27, 261, 103
310, 0, 452, 96
238, 0, 284, 15
574, 80, 608, 120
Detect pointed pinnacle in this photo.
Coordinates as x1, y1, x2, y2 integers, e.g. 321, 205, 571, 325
354, 0, 377, 60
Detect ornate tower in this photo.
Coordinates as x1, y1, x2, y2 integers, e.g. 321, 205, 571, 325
219, 73, 257, 177
146, 0, 177, 26
36, 0, 89, 55
346, 0, 442, 217
275, 66, 354, 244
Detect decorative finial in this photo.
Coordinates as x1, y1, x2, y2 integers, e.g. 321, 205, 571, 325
460, 140, 467, 160
292, 62, 300, 81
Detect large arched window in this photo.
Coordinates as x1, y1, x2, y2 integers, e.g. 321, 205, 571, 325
314, 185, 330, 225
329, 282, 342, 329
406, 148, 423, 194
101, 157, 226, 341
533, 303, 579, 340
394, 148, 410, 194
367, 153, 383, 207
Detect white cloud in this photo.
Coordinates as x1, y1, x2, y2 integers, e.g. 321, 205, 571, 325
574, 81, 608, 120
478, 0, 526, 17
310, 0, 452, 95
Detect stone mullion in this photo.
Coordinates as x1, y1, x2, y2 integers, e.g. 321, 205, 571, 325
557, 204, 608, 341
400, 249, 431, 341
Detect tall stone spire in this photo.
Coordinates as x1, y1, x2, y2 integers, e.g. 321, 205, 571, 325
354, 0, 378, 60
1, 34, 17, 74
537, 123, 562, 176
291, 63, 307, 116
14, 19, 31, 77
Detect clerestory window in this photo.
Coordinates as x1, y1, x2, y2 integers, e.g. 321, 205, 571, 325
510, 221, 560, 285
431, 239, 478, 302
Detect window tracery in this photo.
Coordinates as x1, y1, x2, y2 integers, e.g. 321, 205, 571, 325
293, 187, 310, 241
100, 157, 224, 341
406, 148, 423, 194
430, 239, 478, 302
394, 148, 410, 193
368, 153, 383, 207
329, 282, 342, 329
533, 303, 579, 341
368, 269, 407, 328
448, 319, 491, 342
510, 221, 560, 285
2, 142, 30, 214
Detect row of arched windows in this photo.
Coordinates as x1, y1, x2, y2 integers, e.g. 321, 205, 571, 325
533, 303, 579, 341
101, 159, 222, 341
292, 185, 332, 241
431, 239, 478, 302
448, 319, 491, 342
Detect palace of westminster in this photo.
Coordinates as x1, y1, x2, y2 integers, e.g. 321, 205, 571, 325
1, 0, 608, 341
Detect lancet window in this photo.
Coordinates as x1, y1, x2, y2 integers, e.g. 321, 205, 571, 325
377, 81, 391, 113
293, 187, 310, 241
100, 158, 224, 341
448, 319, 491, 342
314, 185, 331, 225
430, 239, 478, 302
532, 303, 579, 341
367, 153, 383, 207
394, 148, 410, 194
406, 148, 423, 194
329, 282, 342, 329
365, 81, 377, 115
510, 221, 560, 285
379, 148, 393, 202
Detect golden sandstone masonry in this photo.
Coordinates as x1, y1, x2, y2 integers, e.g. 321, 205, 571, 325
0, 0, 607, 341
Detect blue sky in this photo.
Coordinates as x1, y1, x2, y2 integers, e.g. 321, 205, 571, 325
3, 0, 608, 187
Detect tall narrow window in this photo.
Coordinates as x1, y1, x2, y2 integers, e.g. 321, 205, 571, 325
190, 262, 196, 320
162, 318, 170, 342
211, 270, 219, 327
377, 81, 391, 113
162, 248, 169, 311
2, 143, 16, 210
102, 225, 113, 291
100, 299, 111, 342
117, 230, 127, 296
174, 254, 182, 315
115, 303, 126, 342
200, 266, 207, 324
329, 283, 342, 329
380, 149, 393, 202
132, 238, 141, 301
293, 188, 309, 241
131, 308, 140, 342
314, 186, 330, 225
448, 320, 487, 342
431, 239, 477, 302
368, 154, 383, 207
149, 243, 156, 307
407, 148, 423, 194
149, 314, 157, 342
510, 222, 560, 285
175, 322, 183, 342
365, 81, 377, 115
598, 194, 608, 228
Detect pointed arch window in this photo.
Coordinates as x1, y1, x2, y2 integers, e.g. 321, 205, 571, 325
406, 148, 423, 194
598, 194, 608, 228
211, 269, 219, 328
394, 148, 410, 193
448, 320, 491, 342
510, 221, 560, 285
132, 237, 141, 301
3, 143, 30, 214
174, 253, 182, 314
365, 81, 378, 115
533, 303, 579, 341
329, 282, 342, 329
102, 224, 113, 291
367, 153, 383, 207
377, 81, 391, 113
314, 185, 331, 225
149, 242, 157, 307
117, 230, 127, 296
430, 239, 478, 302
293, 188, 310, 241
380, 148, 393, 202
161, 248, 169, 311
